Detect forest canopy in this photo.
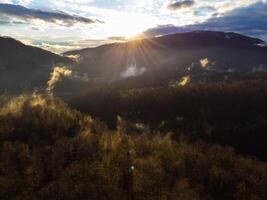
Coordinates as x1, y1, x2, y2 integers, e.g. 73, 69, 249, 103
0, 94, 267, 200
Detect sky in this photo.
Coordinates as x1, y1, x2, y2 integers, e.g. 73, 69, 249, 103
0, 0, 267, 53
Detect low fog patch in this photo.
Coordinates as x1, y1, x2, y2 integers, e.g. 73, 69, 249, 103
120, 58, 147, 79
47, 66, 72, 95
47, 66, 90, 95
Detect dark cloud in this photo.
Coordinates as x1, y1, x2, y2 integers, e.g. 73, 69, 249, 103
144, 2, 267, 41
107, 36, 126, 41
142, 24, 185, 36
167, 0, 195, 10
0, 20, 9, 25
0, 3, 102, 27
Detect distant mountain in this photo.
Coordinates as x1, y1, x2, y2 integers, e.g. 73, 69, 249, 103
64, 31, 267, 81
1, 31, 267, 95
0, 37, 73, 93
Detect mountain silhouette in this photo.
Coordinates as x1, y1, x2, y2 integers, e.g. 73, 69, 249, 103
65, 31, 267, 80
1, 31, 267, 94
0, 36, 73, 93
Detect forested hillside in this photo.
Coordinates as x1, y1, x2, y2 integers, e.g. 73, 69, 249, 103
67, 79, 267, 161
0, 94, 267, 200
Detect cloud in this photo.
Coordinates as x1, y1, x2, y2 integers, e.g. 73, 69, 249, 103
52, 0, 93, 4
0, 0, 33, 6
107, 36, 126, 41
0, 3, 101, 27
167, 0, 195, 10
143, 1, 267, 41
1, 0, 264, 47
0, 19, 8, 24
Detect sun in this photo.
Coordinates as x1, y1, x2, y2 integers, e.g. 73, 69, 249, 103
104, 12, 155, 39
116, 14, 146, 38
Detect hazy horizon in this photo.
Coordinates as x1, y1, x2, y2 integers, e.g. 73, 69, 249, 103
1, 0, 267, 53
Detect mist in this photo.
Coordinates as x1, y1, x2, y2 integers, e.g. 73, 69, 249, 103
120, 59, 147, 79
47, 66, 72, 94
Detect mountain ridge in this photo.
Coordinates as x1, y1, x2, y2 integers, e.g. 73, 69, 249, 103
0, 36, 73, 93
64, 31, 266, 55
61, 31, 267, 82
1, 31, 267, 94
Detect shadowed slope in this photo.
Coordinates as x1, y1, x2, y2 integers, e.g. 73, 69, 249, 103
0, 37, 73, 93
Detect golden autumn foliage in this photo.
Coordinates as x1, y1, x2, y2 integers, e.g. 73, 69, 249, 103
0, 94, 267, 200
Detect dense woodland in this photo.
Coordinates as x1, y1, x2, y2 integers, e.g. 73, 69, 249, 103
1, 79, 267, 199
68, 79, 267, 161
